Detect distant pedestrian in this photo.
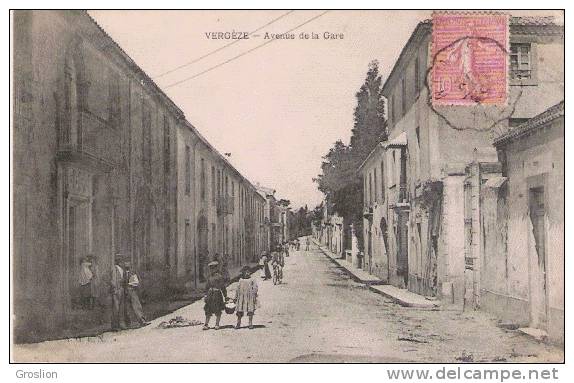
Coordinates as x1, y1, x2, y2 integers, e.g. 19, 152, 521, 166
260, 252, 271, 280
110, 256, 125, 331
306, 237, 310, 251
271, 247, 285, 284
123, 261, 149, 327
283, 242, 290, 257
203, 261, 227, 330
235, 266, 258, 330
78, 255, 95, 310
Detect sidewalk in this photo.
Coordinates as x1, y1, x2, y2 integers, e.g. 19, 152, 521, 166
42, 261, 260, 343
314, 240, 381, 285
314, 240, 438, 309
369, 285, 439, 309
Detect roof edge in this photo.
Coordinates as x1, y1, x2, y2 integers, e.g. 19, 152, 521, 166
493, 100, 564, 147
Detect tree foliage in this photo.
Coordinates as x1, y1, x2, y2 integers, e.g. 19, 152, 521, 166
313, 60, 388, 247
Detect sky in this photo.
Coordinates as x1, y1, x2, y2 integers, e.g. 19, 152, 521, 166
87, 10, 559, 209
87, 10, 431, 209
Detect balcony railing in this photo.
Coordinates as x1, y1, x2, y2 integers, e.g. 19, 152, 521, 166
57, 110, 118, 172
510, 69, 532, 80
363, 206, 373, 219
217, 196, 235, 215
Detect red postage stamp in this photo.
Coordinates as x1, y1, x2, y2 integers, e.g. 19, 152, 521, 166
431, 12, 509, 106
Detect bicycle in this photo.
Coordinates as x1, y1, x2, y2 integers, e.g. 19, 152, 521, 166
272, 262, 283, 285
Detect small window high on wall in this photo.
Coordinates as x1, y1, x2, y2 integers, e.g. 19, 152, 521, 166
510, 43, 532, 80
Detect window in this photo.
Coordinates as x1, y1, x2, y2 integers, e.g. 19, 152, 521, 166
211, 166, 215, 204
217, 170, 221, 197
373, 169, 378, 202
369, 173, 373, 205
185, 145, 191, 195
415, 127, 421, 180
163, 116, 171, 195
380, 160, 385, 201
142, 103, 152, 182
389, 95, 394, 126
200, 158, 206, 200
392, 94, 398, 123
401, 77, 407, 116
510, 43, 532, 79
392, 151, 396, 185
414, 55, 420, 94
364, 176, 368, 206
108, 71, 121, 128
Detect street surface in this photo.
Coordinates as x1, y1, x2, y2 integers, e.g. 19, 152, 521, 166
13, 243, 564, 363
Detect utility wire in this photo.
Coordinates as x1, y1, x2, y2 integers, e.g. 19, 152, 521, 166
164, 10, 329, 89
153, 10, 295, 79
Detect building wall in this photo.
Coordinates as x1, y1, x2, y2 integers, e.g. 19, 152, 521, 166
379, 19, 563, 304
12, 11, 185, 341
361, 147, 390, 281
484, 116, 564, 342
12, 10, 268, 342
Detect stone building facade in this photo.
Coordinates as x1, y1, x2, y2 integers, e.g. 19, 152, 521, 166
13, 10, 266, 342
486, 101, 563, 342
256, 184, 292, 251
177, 122, 267, 289
359, 17, 563, 305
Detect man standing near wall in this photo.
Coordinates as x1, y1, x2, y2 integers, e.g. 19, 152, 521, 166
110, 255, 125, 331
123, 261, 150, 327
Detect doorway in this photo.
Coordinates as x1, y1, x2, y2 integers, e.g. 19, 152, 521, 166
367, 227, 372, 272
529, 186, 548, 330
66, 198, 91, 308
397, 210, 409, 288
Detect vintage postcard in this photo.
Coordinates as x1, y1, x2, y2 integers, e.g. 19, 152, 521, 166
10, 9, 564, 367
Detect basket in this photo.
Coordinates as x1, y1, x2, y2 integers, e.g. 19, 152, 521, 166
224, 299, 236, 315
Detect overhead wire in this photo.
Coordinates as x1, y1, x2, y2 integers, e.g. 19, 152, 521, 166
163, 10, 330, 89
153, 10, 295, 79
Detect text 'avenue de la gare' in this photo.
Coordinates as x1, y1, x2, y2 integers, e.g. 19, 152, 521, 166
205, 31, 345, 40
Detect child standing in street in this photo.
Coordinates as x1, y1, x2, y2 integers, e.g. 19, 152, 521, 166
204, 261, 227, 330
235, 266, 258, 329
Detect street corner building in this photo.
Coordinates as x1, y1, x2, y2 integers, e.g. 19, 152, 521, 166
318, 16, 563, 343
488, 101, 564, 343
12, 10, 268, 343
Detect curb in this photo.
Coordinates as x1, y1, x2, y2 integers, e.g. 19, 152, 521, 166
367, 285, 439, 309
313, 239, 438, 309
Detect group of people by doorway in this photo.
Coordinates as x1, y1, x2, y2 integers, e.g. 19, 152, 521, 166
110, 255, 150, 331
77, 254, 149, 331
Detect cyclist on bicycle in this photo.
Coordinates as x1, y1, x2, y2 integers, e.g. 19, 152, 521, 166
271, 246, 284, 284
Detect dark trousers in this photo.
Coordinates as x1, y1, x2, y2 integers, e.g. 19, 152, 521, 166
111, 289, 124, 329
126, 287, 146, 325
